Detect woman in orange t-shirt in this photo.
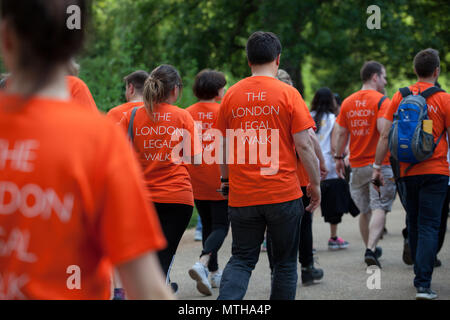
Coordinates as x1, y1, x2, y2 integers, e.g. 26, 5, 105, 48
120, 65, 199, 290
0, 0, 173, 300
186, 70, 230, 296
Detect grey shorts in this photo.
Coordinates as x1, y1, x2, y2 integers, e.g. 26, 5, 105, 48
349, 165, 396, 214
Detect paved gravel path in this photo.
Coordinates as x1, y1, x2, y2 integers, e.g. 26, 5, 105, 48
170, 199, 450, 300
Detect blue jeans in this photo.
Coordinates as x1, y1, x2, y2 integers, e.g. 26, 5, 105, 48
217, 198, 303, 300
400, 174, 449, 288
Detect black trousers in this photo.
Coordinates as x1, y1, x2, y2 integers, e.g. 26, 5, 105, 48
194, 200, 230, 272
267, 187, 313, 270
154, 202, 193, 280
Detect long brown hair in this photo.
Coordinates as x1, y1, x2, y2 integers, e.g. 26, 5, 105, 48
143, 65, 182, 117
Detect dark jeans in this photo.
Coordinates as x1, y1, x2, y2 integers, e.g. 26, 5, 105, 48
217, 198, 303, 300
402, 185, 449, 255
194, 200, 230, 272
154, 203, 193, 281
400, 175, 449, 288
267, 187, 313, 270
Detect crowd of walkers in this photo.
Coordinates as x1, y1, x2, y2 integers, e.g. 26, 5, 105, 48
0, 0, 449, 301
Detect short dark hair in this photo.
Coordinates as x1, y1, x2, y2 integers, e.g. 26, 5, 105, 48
124, 70, 149, 94
193, 69, 226, 100
246, 31, 282, 65
360, 61, 384, 83
414, 48, 440, 78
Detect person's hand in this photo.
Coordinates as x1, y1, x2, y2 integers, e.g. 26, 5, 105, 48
320, 161, 328, 181
217, 182, 229, 199
306, 183, 321, 212
335, 158, 345, 179
371, 168, 384, 194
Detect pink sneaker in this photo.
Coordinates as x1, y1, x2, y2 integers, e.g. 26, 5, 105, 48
328, 237, 349, 250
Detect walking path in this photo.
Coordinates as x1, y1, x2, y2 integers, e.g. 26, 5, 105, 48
171, 198, 450, 300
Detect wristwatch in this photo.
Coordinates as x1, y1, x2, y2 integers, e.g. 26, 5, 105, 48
334, 154, 344, 160
372, 163, 381, 170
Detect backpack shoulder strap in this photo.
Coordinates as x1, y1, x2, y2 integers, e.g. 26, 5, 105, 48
378, 95, 388, 110
420, 86, 445, 99
399, 87, 412, 98
127, 107, 139, 142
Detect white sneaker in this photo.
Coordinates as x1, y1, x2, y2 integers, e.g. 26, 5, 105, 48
416, 287, 437, 300
210, 270, 222, 288
188, 262, 212, 296
194, 230, 202, 241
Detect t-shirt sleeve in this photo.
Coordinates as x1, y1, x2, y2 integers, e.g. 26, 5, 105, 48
290, 91, 315, 134
96, 123, 166, 265
441, 93, 450, 129
215, 96, 228, 135
183, 111, 202, 157
383, 92, 402, 121
118, 110, 130, 133
377, 96, 391, 119
70, 77, 99, 114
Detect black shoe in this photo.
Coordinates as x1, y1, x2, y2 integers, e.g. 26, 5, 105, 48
301, 263, 324, 286
170, 282, 179, 294
435, 258, 442, 268
402, 239, 414, 265
375, 246, 382, 259
365, 249, 381, 268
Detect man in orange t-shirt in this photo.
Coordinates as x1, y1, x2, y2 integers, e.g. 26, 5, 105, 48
372, 49, 450, 300
334, 61, 395, 268
216, 31, 320, 300
107, 70, 149, 123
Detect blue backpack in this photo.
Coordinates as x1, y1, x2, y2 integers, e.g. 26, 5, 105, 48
388, 86, 445, 174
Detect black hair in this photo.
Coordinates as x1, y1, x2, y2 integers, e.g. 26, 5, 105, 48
414, 48, 440, 78
310, 87, 337, 133
246, 31, 282, 65
193, 69, 226, 100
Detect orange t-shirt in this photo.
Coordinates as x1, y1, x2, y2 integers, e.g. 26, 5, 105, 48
215, 76, 314, 207
336, 90, 391, 168
120, 103, 200, 206
186, 102, 225, 201
0, 93, 166, 300
67, 76, 99, 114
107, 101, 144, 123
383, 82, 450, 177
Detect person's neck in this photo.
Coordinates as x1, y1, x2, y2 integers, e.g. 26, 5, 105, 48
7, 67, 70, 100
361, 82, 378, 91
128, 95, 144, 103
251, 64, 277, 78
417, 77, 437, 85
199, 99, 216, 103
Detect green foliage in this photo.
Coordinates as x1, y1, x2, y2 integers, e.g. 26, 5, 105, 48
78, 0, 449, 111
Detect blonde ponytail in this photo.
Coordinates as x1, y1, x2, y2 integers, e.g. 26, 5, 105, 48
143, 77, 164, 119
